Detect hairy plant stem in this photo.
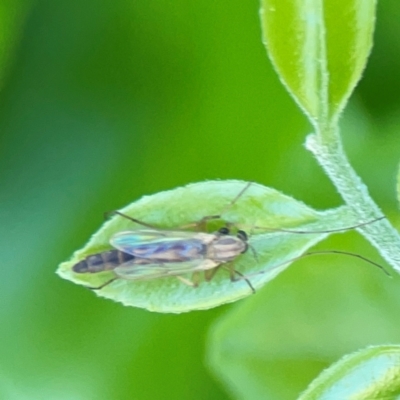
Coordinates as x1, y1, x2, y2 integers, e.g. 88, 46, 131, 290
306, 127, 400, 271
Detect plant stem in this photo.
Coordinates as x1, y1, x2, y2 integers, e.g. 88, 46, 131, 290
306, 128, 400, 271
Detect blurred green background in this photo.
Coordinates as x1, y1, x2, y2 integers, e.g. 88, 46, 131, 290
1, 1, 400, 399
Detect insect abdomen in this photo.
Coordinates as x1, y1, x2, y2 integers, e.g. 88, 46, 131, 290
72, 250, 135, 273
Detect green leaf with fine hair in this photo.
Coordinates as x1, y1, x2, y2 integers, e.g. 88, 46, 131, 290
260, 0, 377, 125
57, 180, 356, 313
299, 345, 400, 399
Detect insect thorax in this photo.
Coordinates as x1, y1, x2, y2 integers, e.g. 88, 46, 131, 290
207, 236, 247, 262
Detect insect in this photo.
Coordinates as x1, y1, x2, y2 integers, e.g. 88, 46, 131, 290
73, 225, 253, 291
72, 182, 387, 292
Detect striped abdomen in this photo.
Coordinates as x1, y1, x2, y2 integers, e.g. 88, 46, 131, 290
72, 250, 135, 273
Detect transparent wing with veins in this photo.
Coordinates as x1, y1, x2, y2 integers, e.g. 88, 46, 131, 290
113, 258, 219, 281
110, 229, 217, 262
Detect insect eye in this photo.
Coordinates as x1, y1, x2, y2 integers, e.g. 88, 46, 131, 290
237, 230, 248, 241
218, 227, 230, 235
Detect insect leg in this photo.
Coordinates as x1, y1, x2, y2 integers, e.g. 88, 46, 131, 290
108, 210, 216, 232
204, 266, 221, 282
175, 271, 206, 287
176, 275, 198, 287
223, 265, 256, 294
196, 182, 254, 228
176, 182, 254, 231
248, 243, 259, 263
105, 211, 160, 229
206, 263, 256, 294
107, 182, 253, 233
213, 181, 253, 218
87, 277, 118, 290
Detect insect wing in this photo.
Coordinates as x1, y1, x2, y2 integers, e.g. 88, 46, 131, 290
110, 230, 209, 261
114, 258, 219, 281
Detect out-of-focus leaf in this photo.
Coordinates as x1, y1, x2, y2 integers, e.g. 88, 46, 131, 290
397, 163, 400, 208
260, 0, 377, 124
57, 180, 355, 312
299, 345, 400, 400
0, 0, 30, 87
207, 247, 399, 399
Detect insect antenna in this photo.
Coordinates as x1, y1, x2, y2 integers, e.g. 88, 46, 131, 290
241, 249, 390, 284
253, 215, 386, 235
303, 250, 390, 276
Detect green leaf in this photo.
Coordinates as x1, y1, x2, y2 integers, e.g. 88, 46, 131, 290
260, 0, 377, 125
299, 345, 400, 400
57, 180, 355, 313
